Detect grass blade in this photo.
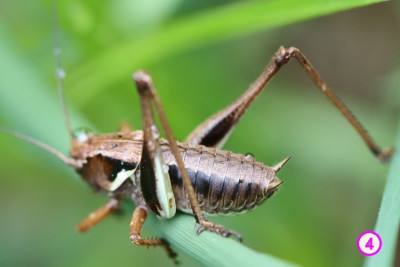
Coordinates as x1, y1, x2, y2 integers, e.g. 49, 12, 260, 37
149, 213, 298, 266
364, 123, 400, 267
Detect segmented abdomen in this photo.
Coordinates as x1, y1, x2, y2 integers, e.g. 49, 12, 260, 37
161, 141, 276, 215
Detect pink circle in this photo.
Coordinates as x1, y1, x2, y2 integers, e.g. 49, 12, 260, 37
357, 231, 382, 256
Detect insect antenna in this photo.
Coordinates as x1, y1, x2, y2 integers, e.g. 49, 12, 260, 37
0, 2, 82, 168
53, 0, 74, 142
0, 126, 81, 168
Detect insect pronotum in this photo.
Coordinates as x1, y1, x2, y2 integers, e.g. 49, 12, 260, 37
0, 8, 393, 264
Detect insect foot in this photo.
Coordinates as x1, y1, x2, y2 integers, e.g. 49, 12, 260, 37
196, 220, 243, 242
128, 236, 179, 264
159, 239, 179, 265
376, 146, 394, 163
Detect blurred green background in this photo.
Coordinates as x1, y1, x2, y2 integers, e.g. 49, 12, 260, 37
0, 0, 399, 266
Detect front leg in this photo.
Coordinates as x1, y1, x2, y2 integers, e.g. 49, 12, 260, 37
77, 197, 122, 232
133, 71, 241, 241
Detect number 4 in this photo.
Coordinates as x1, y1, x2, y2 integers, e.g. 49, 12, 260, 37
365, 237, 374, 250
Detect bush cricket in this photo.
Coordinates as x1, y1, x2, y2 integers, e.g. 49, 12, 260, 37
0, 14, 393, 264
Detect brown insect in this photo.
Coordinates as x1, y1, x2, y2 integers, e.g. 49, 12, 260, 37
1, 44, 393, 262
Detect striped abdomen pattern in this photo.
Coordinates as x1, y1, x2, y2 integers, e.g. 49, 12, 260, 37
161, 141, 278, 215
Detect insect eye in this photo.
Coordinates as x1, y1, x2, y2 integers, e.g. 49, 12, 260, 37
73, 127, 93, 143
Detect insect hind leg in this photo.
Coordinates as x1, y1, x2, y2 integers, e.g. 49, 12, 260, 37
185, 46, 393, 162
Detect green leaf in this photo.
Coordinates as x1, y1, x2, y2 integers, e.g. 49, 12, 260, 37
149, 214, 298, 267
66, 0, 386, 106
364, 123, 400, 266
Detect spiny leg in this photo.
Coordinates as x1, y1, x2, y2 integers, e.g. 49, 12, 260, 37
129, 206, 178, 263
185, 46, 393, 162
77, 197, 122, 232
134, 71, 242, 241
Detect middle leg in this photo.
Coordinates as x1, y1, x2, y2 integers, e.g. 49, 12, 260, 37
129, 206, 177, 262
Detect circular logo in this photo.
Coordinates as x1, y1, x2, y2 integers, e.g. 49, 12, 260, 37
357, 231, 382, 256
